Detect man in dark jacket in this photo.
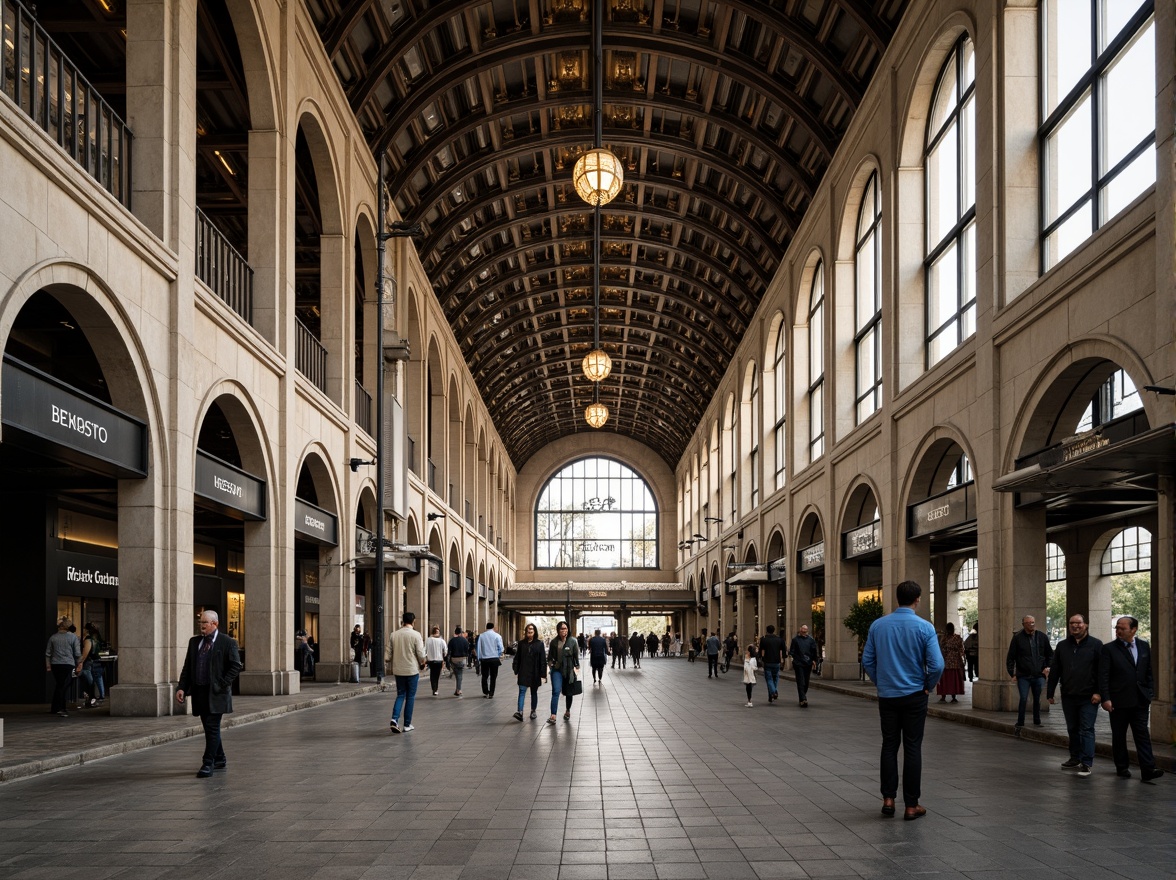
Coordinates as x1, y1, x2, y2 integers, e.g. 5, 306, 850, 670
705, 632, 721, 678
789, 625, 820, 707
176, 610, 243, 778
629, 631, 644, 667
1046, 613, 1102, 775
1006, 615, 1053, 731
588, 629, 609, 683
447, 625, 471, 697
1099, 616, 1164, 781
758, 625, 785, 703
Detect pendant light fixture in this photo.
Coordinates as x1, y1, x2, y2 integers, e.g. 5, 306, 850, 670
573, 0, 622, 207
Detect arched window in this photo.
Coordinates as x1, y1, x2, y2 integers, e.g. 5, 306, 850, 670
807, 262, 825, 462
946, 454, 973, 489
855, 173, 882, 422
1076, 369, 1141, 432
1041, 1, 1155, 269
926, 36, 976, 367
535, 458, 657, 569
726, 395, 737, 521
1101, 526, 1151, 575
747, 370, 760, 509
772, 327, 786, 489
1102, 526, 1152, 639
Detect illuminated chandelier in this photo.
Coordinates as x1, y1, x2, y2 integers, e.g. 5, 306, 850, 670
585, 387, 609, 429
573, 0, 622, 207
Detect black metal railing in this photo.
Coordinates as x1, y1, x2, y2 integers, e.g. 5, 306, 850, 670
294, 318, 327, 394
196, 207, 253, 323
354, 381, 372, 436
1, 0, 132, 207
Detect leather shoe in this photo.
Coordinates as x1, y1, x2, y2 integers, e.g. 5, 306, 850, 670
1116, 769, 1132, 778
213, 759, 227, 770
881, 798, 895, 817
1141, 768, 1165, 782
196, 766, 213, 779
903, 805, 927, 821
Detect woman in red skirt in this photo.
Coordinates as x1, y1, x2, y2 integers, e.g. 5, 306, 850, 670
937, 622, 965, 702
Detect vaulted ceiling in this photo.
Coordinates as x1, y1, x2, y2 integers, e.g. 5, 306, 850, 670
306, 0, 909, 467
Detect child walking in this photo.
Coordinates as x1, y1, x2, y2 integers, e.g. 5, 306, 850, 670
743, 644, 758, 706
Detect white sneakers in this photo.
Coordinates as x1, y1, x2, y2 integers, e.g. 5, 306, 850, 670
745, 701, 753, 707
404, 724, 415, 732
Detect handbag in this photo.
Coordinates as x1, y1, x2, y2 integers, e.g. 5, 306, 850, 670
568, 679, 583, 696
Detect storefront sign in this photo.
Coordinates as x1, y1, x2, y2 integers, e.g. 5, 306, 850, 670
55, 550, 119, 597
843, 520, 881, 560
294, 498, 338, 546
798, 541, 825, 572
302, 588, 320, 608
195, 451, 266, 520
2, 356, 147, 478
587, 590, 607, 597
908, 484, 972, 539
768, 555, 787, 583
428, 559, 443, 584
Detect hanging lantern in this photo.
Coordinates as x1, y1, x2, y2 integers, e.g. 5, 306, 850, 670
585, 401, 609, 429
573, 148, 624, 206
581, 348, 612, 382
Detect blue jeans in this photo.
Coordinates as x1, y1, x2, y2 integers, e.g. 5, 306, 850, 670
879, 690, 929, 807
392, 673, 419, 726
550, 670, 575, 714
763, 663, 780, 698
517, 684, 539, 713
1060, 694, 1098, 766
1016, 675, 1045, 726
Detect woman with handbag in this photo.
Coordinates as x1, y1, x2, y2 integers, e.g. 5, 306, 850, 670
547, 620, 581, 723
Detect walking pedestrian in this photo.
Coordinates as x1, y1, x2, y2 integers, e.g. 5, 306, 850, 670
547, 620, 580, 723
758, 625, 785, 703
862, 580, 944, 820
705, 631, 721, 677
1099, 616, 1164, 782
512, 623, 547, 721
963, 623, 979, 682
588, 628, 608, 683
388, 611, 426, 733
447, 625, 470, 696
78, 622, 103, 708
936, 622, 965, 702
84, 623, 107, 706
629, 630, 644, 668
1046, 613, 1102, 776
648, 632, 660, 659
44, 617, 82, 717
477, 621, 504, 698
788, 625, 820, 706
1006, 615, 1053, 733
176, 610, 243, 776
742, 644, 758, 706
425, 625, 448, 696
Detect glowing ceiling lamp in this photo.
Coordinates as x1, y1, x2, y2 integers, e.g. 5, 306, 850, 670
585, 397, 609, 429
574, 0, 621, 207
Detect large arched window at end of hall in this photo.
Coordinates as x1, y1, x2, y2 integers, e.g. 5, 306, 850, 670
807, 262, 825, 462
1041, 0, 1156, 269
1102, 526, 1152, 641
855, 172, 882, 422
926, 35, 977, 367
535, 457, 657, 569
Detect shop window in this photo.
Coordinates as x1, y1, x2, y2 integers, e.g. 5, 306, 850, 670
1041, 1, 1155, 268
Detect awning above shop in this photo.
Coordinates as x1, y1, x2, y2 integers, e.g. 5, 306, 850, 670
994, 424, 1176, 494
726, 556, 787, 585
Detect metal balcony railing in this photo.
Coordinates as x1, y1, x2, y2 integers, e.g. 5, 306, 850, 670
354, 381, 372, 436
1, 0, 132, 207
294, 318, 327, 395
196, 207, 253, 323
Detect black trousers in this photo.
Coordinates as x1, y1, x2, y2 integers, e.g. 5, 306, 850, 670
1108, 703, 1156, 771
591, 658, 605, 680
428, 661, 444, 694
50, 664, 73, 713
878, 690, 928, 807
481, 658, 500, 695
964, 654, 978, 681
707, 655, 718, 676
193, 686, 225, 768
794, 664, 812, 702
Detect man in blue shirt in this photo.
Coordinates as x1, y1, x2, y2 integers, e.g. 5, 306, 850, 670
862, 580, 944, 821
476, 622, 504, 698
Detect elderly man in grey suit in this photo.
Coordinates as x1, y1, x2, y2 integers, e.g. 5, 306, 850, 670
177, 610, 243, 778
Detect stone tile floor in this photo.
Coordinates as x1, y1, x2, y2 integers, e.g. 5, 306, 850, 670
0, 659, 1172, 879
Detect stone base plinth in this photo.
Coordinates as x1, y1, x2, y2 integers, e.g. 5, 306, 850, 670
108, 683, 175, 717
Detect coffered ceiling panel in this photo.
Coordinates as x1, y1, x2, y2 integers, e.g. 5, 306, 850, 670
308, 0, 908, 468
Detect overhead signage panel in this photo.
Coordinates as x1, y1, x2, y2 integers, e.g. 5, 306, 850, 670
194, 450, 266, 521
2, 356, 147, 478
294, 498, 338, 546
908, 484, 973, 539
843, 520, 881, 560
798, 541, 825, 572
